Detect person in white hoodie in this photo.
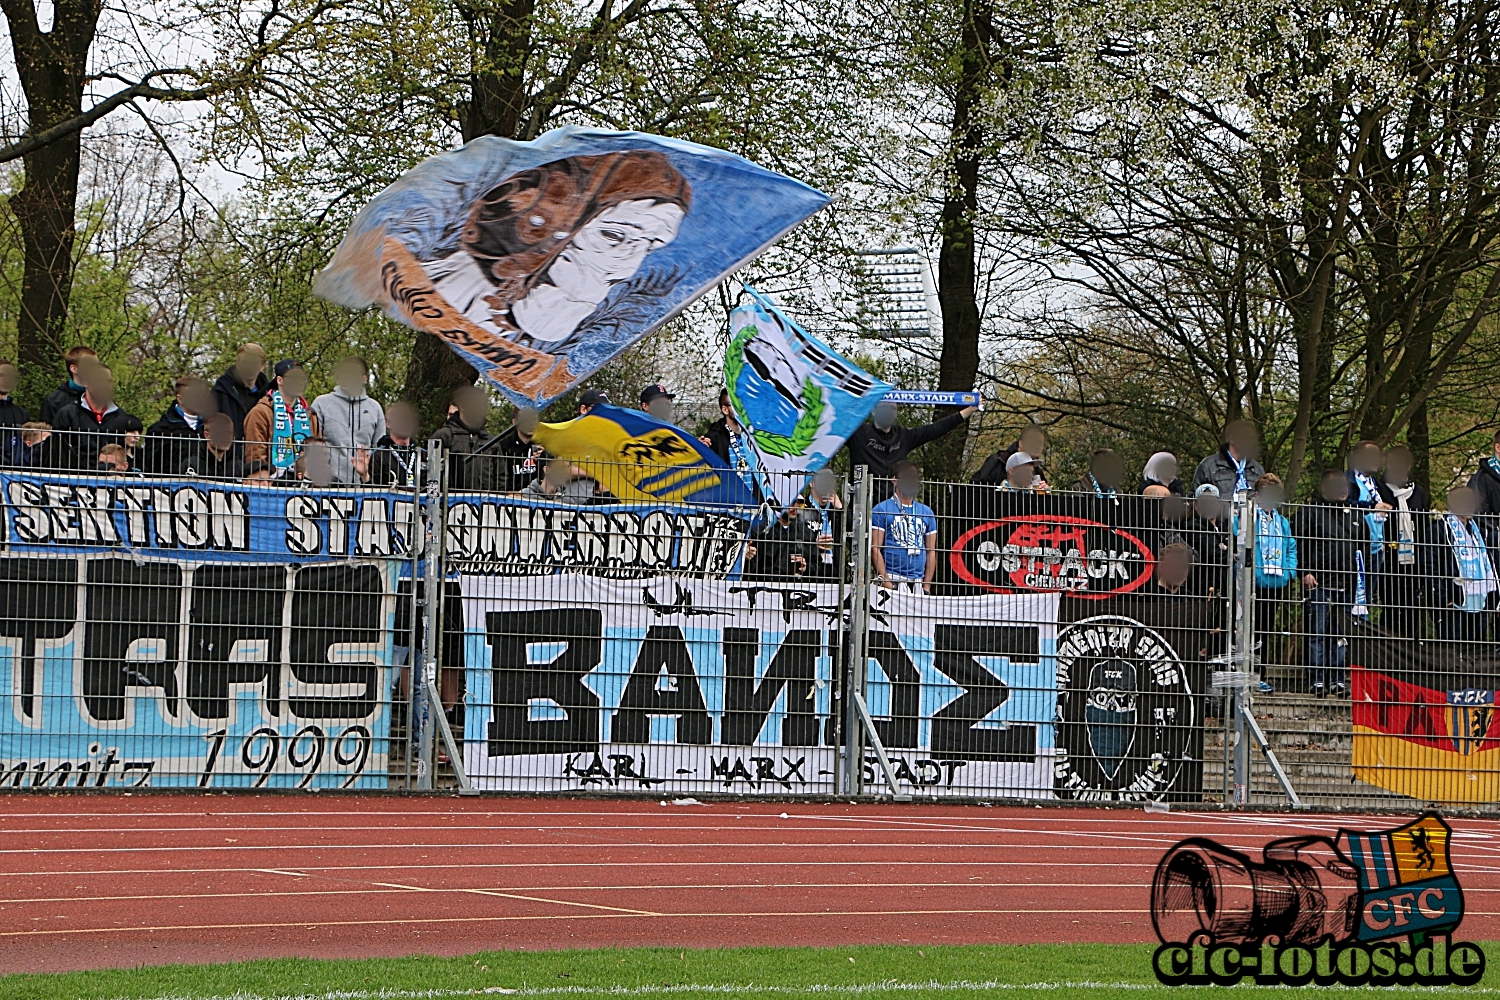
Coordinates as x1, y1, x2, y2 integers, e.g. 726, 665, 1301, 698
311, 356, 386, 484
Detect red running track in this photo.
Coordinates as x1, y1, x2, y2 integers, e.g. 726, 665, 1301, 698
1, 795, 1499, 973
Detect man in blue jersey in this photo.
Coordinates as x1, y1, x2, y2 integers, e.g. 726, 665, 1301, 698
871, 461, 939, 593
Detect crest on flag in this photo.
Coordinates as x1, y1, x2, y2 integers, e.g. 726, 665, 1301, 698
1446, 688, 1497, 755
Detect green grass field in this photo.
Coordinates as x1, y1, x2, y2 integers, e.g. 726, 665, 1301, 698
2, 943, 1498, 1000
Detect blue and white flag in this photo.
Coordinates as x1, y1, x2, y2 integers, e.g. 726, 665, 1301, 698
726, 288, 891, 506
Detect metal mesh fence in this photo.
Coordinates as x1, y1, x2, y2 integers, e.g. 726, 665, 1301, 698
1, 425, 1497, 810
0, 428, 424, 790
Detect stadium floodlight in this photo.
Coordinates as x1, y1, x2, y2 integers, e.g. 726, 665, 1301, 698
855, 247, 939, 339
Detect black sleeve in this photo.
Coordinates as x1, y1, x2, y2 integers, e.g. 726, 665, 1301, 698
973, 451, 1007, 485
899, 411, 967, 451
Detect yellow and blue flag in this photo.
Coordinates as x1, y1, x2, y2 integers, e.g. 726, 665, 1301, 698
533, 404, 757, 508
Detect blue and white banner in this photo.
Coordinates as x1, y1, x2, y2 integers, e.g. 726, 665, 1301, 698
0, 556, 400, 789
460, 574, 1059, 796
885, 389, 981, 408
0, 473, 752, 579
726, 288, 892, 506
0, 472, 419, 562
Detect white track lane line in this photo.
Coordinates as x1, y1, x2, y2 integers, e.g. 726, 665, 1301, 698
0, 907, 1156, 938
0, 858, 1332, 877
0, 881, 1176, 905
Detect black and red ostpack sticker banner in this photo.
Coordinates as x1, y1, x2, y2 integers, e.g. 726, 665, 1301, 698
934, 488, 1215, 599
934, 487, 1225, 801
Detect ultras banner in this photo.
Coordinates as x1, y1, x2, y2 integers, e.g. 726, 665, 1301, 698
1, 472, 751, 579
0, 556, 402, 789
460, 574, 1061, 796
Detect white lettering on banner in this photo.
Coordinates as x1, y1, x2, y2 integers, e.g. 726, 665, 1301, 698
459, 574, 1062, 796
446, 501, 748, 578
4, 480, 251, 552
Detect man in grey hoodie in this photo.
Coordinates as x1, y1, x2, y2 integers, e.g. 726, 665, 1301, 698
311, 356, 386, 484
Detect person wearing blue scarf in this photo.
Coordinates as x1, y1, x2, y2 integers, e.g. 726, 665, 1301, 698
1345, 442, 1394, 598
244, 360, 320, 475
1191, 419, 1265, 500
1423, 486, 1499, 643
1071, 448, 1124, 501
1248, 473, 1296, 693
1292, 469, 1368, 698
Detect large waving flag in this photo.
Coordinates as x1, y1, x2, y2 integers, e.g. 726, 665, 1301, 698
726, 287, 892, 505
315, 127, 828, 409
532, 404, 756, 508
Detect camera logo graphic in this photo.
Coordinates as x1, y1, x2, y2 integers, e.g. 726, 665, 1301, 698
1150, 811, 1484, 986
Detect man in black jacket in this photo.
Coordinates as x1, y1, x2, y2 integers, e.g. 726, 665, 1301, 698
432, 385, 500, 492
370, 401, 420, 487
798, 468, 847, 580
1378, 444, 1428, 637
145, 376, 214, 475
0, 359, 26, 463
1423, 486, 1499, 644
489, 406, 542, 492
38, 345, 97, 425
211, 343, 271, 439
743, 503, 817, 580
842, 399, 976, 481
1468, 429, 1500, 517
973, 423, 1049, 487
49, 363, 140, 470
1292, 469, 1370, 697
701, 388, 766, 498
180, 414, 244, 480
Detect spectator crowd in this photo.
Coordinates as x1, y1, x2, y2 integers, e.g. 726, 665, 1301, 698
2, 344, 1498, 698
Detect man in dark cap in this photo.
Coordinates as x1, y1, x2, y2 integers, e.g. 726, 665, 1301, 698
640, 383, 676, 424
243, 359, 319, 476
578, 388, 610, 416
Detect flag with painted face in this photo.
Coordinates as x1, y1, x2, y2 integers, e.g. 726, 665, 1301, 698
725, 288, 891, 506
315, 128, 828, 409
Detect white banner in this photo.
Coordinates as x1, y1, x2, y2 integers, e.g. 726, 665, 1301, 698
460, 574, 1059, 796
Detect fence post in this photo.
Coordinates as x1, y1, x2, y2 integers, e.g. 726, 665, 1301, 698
1233, 493, 1253, 804
843, 464, 873, 796
416, 439, 446, 790
404, 444, 426, 789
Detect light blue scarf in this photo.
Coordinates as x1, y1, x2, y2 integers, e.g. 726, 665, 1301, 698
1352, 470, 1385, 547
270, 390, 312, 469
1446, 513, 1497, 612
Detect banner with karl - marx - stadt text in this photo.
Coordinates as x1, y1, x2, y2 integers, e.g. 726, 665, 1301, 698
461, 574, 1061, 796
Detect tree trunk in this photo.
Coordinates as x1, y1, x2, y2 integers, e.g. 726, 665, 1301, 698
927, 0, 990, 482
403, 0, 538, 424
1409, 396, 1430, 499
404, 330, 480, 435
2, 0, 100, 410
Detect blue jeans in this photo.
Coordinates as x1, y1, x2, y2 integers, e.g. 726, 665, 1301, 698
1304, 587, 1348, 689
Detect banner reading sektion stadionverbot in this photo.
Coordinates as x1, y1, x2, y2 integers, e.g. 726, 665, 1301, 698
460, 574, 1061, 796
